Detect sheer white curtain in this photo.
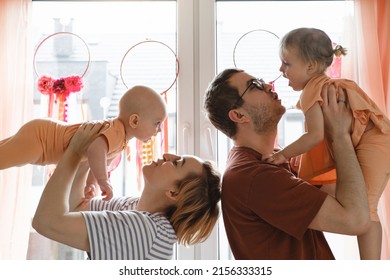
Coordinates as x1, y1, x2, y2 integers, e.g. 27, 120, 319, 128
0, 0, 33, 259
343, 0, 390, 259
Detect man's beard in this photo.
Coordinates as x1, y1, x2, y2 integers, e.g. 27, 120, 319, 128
244, 103, 285, 134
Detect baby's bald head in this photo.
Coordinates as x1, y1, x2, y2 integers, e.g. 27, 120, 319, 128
119, 85, 166, 119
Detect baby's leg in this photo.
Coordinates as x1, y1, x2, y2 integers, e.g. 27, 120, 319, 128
356, 128, 390, 259
0, 120, 44, 169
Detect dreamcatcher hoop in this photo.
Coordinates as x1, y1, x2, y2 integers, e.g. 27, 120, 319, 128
119, 39, 180, 95
233, 29, 282, 85
120, 40, 179, 187
33, 32, 91, 121
33, 31, 91, 79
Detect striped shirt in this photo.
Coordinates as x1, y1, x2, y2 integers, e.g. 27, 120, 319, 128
81, 196, 177, 260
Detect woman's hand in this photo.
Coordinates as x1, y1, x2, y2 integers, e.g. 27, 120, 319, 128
69, 121, 109, 158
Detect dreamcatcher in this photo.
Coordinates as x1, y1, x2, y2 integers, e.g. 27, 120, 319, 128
120, 39, 179, 189
233, 29, 282, 91
233, 29, 285, 149
33, 31, 90, 122
33, 31, 90, 179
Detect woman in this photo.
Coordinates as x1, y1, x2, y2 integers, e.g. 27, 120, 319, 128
32, 122, 221, 260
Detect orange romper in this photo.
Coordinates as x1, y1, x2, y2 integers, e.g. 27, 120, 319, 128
297, 74, 390, 221
0, 118, 127, 168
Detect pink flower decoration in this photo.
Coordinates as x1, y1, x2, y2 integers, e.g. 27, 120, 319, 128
37, 75, 84, 97
52, 78, 69, 96
64, 75, 83, 93
37, 76, 54, 95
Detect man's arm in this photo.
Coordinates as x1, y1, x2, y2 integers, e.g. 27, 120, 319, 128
32, 122, 108, 251
308, 85, 370, 235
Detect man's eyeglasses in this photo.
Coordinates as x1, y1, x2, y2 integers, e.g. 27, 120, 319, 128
231, 78, 266, 109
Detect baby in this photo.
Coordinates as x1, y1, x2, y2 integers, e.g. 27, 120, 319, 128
0, 85, 167, 201
272, 27, 390, 259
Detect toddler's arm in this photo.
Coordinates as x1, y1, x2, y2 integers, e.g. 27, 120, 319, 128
270, 102, 324, 164
87, 135, 113, 200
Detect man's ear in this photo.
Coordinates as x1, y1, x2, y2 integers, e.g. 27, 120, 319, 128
128, 114, 139, 128
228, 109, 248, 123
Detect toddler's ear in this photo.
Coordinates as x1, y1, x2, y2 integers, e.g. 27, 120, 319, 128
128, 114, 139, 128
307, 60, 320, 74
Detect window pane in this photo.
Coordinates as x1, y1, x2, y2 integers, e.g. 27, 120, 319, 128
216, 0, 354, 260
29, 0, 177, 259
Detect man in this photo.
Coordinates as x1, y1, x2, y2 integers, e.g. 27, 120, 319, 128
204, 68, 370, 259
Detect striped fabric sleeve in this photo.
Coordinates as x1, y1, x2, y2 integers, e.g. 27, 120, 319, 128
81, 200, 177, 260
90, 196, 138, 212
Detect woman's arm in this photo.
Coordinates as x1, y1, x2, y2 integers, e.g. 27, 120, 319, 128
32, 122, 108, 252
270, 102, 324, 164
69, 160, 94, 212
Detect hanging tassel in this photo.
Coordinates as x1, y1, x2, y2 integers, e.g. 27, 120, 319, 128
161, 91, 169, 153
141, 137, 155, 165
48, 94, 54, 117
57, 94, 70, 122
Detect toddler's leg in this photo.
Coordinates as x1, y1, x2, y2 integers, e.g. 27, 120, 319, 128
0, 120, 44, 169
356, 128, 390, 259
358, 221, 382, 260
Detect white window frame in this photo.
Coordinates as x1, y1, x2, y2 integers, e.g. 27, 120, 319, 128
176, 0, 219, 260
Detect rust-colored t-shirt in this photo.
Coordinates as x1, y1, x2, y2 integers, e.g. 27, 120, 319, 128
222, 146, 334, 260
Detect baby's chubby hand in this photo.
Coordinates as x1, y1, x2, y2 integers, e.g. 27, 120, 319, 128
266, 151, 288, 165
83, 184, 99, 204
97, 178, 113, 201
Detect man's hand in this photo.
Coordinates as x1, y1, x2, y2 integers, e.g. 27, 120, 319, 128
321, 84, 352, 142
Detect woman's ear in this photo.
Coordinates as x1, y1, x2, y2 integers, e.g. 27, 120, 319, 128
165, 190, 178, 202
128, 114, 139, 128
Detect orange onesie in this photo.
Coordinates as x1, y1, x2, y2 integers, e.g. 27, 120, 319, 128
297, 74, 390, 221
0, 118, 127, 168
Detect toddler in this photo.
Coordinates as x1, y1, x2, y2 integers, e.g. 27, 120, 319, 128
271, 27, 390, 259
